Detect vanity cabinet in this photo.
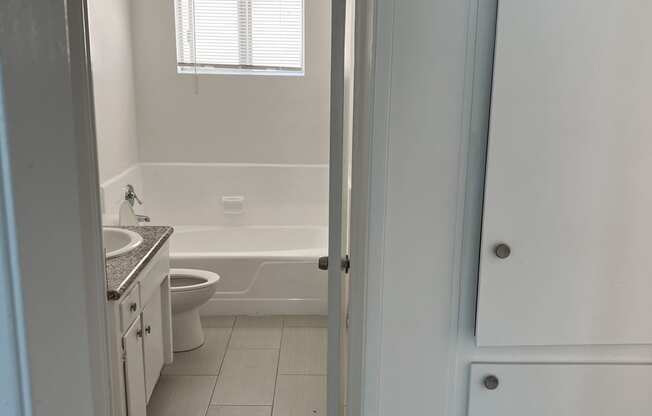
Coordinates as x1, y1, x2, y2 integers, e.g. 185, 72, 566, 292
122, 286, 165, 415
142, 287, 165, 401
107, 241, 173, 416
123, 318, 147, 416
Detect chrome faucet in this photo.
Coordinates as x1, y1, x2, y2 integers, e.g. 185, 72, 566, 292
124, 184, 142, 207
124, 184, 151, 223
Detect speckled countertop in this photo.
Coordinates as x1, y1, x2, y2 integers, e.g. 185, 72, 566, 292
105, 226, 174, 300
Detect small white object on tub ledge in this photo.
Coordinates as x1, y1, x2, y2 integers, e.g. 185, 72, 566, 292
222, 195, 245, 215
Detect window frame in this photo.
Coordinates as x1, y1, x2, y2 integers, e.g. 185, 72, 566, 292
175, 0, 306, 77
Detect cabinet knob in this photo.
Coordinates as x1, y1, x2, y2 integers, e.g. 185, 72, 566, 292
129, 303, 137, 312
494, 243, 511, 259
145, 325, 151, 334
483, 375, 499, 390
136, 329, 143, 338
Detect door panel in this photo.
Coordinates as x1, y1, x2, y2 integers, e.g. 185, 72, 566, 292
328, 0, 350, 414
142, 287, 164, 402
468, 363, 652, 416
477, 0, 652, 346
123, 318, 146, 416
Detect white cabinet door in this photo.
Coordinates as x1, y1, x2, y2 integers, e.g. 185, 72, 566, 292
142, 286, 164, 402
123, 318, 146, 416
477, 0, 652, 346
468, 363, 652, 416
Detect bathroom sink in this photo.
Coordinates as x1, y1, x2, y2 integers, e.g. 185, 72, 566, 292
103, 228, 143, 259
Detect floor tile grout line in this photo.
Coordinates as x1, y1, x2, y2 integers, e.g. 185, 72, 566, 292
204, 321, 235, 416
225, 316, 239, 350
268, 317, 289, 415
154, 316, 327, 415
209, 316, 281, 409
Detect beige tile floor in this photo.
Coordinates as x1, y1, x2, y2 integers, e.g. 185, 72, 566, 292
148, 315, 327, 416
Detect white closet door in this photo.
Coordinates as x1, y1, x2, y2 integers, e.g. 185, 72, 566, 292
477, 0, 652, 346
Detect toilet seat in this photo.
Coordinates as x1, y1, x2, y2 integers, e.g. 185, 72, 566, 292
169, 268, 220, 292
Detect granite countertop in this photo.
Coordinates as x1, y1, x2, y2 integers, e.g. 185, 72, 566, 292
105, 226, 174, 300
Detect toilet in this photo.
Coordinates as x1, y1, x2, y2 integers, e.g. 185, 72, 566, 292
169, 268, 220, 352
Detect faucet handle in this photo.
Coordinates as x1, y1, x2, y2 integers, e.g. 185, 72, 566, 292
125, 184, 143, 206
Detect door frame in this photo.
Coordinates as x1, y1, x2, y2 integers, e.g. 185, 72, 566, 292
330, 0, 384, 414
0, 0, 112, 414
331, 0, 386, 415
0, 67, 33, 416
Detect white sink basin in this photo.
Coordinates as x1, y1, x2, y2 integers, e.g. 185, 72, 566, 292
103, 228, 143, 259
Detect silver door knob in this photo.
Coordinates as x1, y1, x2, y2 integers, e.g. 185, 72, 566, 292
317, 255, 351, 273
483, 375, 499, 390
494, 243, 511, 259
318, 256, 329, 270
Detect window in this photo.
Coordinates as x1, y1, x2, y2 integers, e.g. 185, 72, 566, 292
174, 0, 304, 75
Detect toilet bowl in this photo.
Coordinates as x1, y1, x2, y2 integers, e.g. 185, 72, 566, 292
170, 268, 220, 352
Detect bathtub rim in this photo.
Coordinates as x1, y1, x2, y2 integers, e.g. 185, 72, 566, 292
168, 224, 328, 259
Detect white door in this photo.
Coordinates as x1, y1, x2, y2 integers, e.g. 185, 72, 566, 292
123, 318, 147, 416
324, 0, 353, 415
142, 287, 164, 402
477, 0, 652, 346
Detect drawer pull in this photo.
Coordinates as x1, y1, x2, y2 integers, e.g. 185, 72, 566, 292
145, 325, 151, 335
494, 243, 511, 259
483, 375, 500, 390
129, 303, 137, 312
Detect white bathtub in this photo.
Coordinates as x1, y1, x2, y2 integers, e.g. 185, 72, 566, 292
170, 226, 328, 315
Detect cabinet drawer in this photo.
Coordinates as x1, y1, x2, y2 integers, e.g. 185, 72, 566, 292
119, 284, 141, 332
468, 363, 652, 416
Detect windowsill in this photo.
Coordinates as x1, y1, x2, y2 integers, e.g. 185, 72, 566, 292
177, 66, 305, 77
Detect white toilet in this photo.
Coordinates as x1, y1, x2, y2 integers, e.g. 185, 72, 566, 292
169, 268, 220, 352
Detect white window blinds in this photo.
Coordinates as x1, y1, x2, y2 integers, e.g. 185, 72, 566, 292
174, 0, 304, 74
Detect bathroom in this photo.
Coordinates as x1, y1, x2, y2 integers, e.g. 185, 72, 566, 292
88, 0, 349, 415
12, 0, 652, 415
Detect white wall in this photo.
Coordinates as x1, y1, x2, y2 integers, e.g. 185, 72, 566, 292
87, 0, 140, 182
130, 0, 331, 165
141, 163, 328, 226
